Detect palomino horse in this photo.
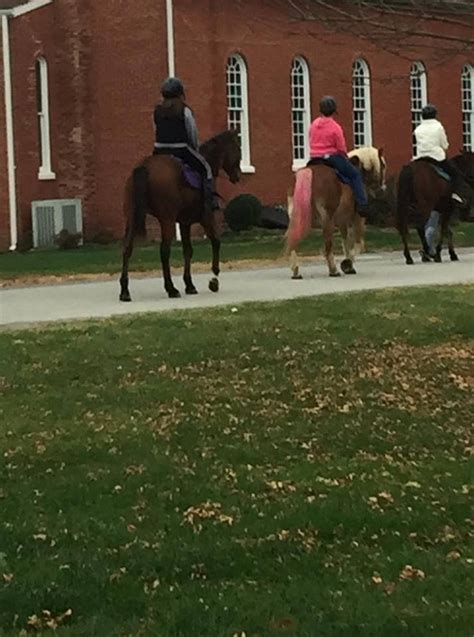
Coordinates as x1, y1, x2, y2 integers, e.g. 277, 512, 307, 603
119, 130, 241, 301
285, 147, 386, 278
396, 151, 474, 265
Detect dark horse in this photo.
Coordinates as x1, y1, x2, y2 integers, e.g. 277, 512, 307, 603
120, 130, 241, 301
396, 151, 474, 265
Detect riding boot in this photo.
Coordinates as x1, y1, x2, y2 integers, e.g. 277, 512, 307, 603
356, 202, 370, 218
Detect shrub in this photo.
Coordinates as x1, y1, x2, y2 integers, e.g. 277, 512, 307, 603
55, 229, 82, 250
224, 194, 262, 232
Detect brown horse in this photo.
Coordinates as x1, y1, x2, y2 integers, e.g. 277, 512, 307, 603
396, 151, 474, 265
120, 130, 241, 301
285, 147, 386, 278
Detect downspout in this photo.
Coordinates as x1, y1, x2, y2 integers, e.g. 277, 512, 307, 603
2, 13, 17, 251
166, 0, 175, 76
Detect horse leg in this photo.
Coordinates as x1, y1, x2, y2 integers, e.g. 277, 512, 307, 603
321, 215, 339, 277
160, 223, 180, 298
180, 223, 198, 294
416, 226, 433, 262
435, 209, 453, 263
447, 227, 459, 262
340, 224, 357, 275
201, 214, 221, 293
119, 224, 135, 302
290, 249, 303, 280
398, 221, 414, 265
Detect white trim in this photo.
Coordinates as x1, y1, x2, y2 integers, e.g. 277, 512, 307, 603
352, 58, 373, 148
2, 15, 17, 251
241, 165, 256, 174
291, 56, 311, 164
226, 54, 253, 171
292, 160, 307, 172
36, 56, 55, 181
0, 0, 53, 17
461, 64, 474, 152
166, 0, 175, 77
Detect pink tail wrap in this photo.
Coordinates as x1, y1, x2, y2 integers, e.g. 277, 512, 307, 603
286, 168, 313, 253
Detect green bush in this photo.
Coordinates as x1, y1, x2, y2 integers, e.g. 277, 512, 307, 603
55, 229, 83, 250
224, 194, 262, 232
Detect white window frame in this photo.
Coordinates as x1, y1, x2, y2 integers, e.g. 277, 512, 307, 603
352, 58, 373, 148
410, 61, 428, 156
36, 56, 55, 180
226, 54, 254, 174
291, 57, 311, 170
462, 64, 474, 152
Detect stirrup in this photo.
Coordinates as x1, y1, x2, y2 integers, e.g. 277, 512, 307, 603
451, 193, 463, 204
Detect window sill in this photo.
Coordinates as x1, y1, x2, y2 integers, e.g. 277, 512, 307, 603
38, 169, 56, 181
292, 160, 308, 172
241, 164, 256, 174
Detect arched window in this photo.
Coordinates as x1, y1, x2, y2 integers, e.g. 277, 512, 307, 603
462, 64, 474, 151
352, 58, 372, 148
36, 57, 55, 180
291, 57, 311, 168
410, 61, 428, 155
226, 54, 253, 172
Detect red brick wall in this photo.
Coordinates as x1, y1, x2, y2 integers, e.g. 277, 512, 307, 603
0, 0, 471, 247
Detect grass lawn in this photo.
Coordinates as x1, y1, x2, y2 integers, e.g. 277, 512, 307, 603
0, 286, 473, 636
1, 223, 474, 281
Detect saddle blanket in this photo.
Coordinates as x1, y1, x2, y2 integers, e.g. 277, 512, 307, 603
431, 164, 451, 182
173, 157, 202, 190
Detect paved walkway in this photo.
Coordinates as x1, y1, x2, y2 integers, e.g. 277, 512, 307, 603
1, 250, 473, 328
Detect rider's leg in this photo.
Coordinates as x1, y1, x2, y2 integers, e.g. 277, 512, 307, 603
438, 160, 466, 203
326, 155, 369, 216
183, 148, 219, 212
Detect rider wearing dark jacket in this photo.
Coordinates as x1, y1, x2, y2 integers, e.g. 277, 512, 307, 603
153, 77, 218, 212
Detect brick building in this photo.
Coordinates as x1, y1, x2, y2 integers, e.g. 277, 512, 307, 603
0, 0, 473, 249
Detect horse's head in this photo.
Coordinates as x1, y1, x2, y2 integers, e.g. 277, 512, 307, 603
349, 147, 387, 198
453, 150, 474, 187
200, 130, 241, 184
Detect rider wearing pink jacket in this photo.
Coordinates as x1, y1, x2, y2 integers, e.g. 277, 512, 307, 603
308, 97, 369, 216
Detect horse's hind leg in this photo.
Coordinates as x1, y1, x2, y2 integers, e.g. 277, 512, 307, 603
180, 223, 197, 294
398, 221, 414, 265
120, 224, 135, 302
161, 222, 181, 298
446, 226, 459, 262
416, 225, 433, 262
321, 214, 339, 277
340, 224, 357, 275
290, 250, 303, 280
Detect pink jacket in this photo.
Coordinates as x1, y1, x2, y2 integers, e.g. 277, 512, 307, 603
309, 116, 348, 157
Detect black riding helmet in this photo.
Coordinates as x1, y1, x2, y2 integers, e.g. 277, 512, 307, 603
422, 104, 438, 120
161, 77, 185, 99
319, 96, 337, 116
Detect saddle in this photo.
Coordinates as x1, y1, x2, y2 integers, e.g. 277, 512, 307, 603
153, 148, 203, 190
416, 159, 451, 182
306, 158, 352, 186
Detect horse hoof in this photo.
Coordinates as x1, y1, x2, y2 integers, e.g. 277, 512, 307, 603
186, 286, 198, 295
209, 278, 219, 293
167, 289, 181, 299
434, 255, 442, 263
292, 274, 303, 280
340, 259, 356, 275
406, 258, 414, 265
329, 272, 341, 278
450, 253, 459, 262
120, 292, 132, 302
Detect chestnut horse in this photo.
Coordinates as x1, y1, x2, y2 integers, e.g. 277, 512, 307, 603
120, 130, 241, 301
285, 147, 386, 278
396, 151, 474, 265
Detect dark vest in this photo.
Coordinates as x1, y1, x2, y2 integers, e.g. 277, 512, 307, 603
154, 102, 189, 145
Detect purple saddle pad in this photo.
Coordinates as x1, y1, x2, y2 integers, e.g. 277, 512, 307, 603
173, 157, 202, 190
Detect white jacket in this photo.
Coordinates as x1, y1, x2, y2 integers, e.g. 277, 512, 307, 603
414, 119, 449, 161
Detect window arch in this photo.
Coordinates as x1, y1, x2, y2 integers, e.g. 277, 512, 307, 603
410, 61, 428, 155
291, 56, 311, 168
226, 54, 253, 172
462, 64, 474, 151
352, 58, 372, 148
36, 57, 55, 180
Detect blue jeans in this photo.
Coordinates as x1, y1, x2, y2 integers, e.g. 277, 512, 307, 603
313, 155, 368, 206
425, 210, 440, 254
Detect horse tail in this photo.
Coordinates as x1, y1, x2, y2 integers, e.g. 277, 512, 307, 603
285, 168, 313, 253
396, 164, 414, 231
132, 165, 149, 237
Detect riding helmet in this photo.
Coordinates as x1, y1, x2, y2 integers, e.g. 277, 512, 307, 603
422, 104, 438, 120
161, 77, 185, 99
319, 96, 337, 116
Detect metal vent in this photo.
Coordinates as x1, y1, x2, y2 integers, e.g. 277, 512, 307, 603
31, 199, 83, 248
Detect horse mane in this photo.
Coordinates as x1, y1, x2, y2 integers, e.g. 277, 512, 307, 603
200, 130, 235, 154
348, 147, 383, 177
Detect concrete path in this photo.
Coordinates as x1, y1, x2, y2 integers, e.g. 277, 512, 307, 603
1, 250, 473, 328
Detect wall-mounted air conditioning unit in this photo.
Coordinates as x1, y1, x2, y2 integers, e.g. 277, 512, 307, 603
31, 199, 83, 248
